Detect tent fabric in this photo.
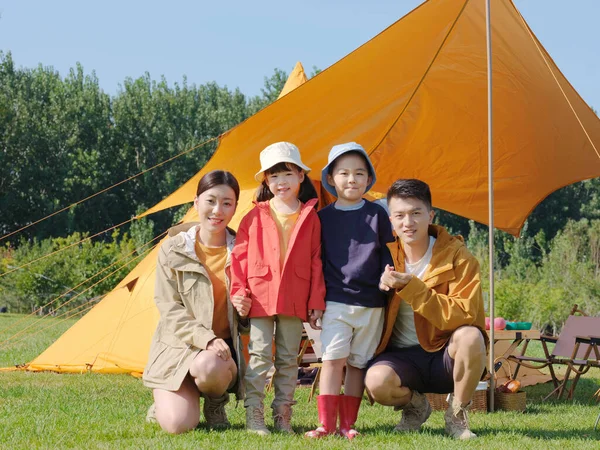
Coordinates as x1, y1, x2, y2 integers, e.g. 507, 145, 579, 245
141, 0, 600, 236
20, 0, 600, 377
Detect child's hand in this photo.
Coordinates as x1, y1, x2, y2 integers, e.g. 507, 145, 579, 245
308, 309, 323, 330
231, 289, 252, 318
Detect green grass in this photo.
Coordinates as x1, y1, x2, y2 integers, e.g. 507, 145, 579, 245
1, 314, 599, 449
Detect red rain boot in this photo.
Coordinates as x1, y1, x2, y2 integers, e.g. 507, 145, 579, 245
305, 395, 339, 438
339, 395, 361, 440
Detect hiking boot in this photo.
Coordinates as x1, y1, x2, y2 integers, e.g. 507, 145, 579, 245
444, 394, 477, 440
203, 393, 230, 429
394, 391, 432, 432
246, 404, 270, 436
273, 404, 294, 434
145, 403, 157, 424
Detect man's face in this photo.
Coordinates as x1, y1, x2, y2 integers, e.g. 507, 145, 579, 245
388, 196, 434, 246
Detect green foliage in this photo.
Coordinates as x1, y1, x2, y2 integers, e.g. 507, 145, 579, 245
0, 231, 144, 313
0, 52, 281, 242
462, 219, 600, 332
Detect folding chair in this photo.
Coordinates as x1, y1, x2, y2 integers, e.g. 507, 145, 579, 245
508, 315, 600, 400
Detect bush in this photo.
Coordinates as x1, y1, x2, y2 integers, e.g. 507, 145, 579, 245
0, 230, 146, 314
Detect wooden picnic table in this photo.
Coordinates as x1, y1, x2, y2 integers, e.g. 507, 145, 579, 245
487, 329, 540, 379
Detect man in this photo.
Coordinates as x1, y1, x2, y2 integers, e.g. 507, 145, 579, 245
365, 179, 487, 440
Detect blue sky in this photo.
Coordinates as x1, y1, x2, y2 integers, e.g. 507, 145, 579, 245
1, 1, 598, 109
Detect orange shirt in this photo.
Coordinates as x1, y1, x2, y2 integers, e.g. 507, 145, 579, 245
269, 199, 300, 270
194, 240, 230, 340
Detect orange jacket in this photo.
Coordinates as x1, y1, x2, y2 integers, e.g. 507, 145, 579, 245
230, 198, 326, 321
375, 224, 488, 355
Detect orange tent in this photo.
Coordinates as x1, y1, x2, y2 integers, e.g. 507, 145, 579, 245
19, 0, 600, 376
142, 0, 600, 236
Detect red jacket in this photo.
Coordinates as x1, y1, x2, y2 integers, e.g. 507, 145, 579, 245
230, 198, 326, 321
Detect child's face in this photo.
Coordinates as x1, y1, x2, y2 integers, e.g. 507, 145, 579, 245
327, 153, 372, 205
266, 167, 304, 203
388, 196, 434, 247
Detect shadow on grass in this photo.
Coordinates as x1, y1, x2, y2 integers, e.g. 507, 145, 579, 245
354, 424, 600, 441
524, 377, 600, 403
475, 427, 600, 440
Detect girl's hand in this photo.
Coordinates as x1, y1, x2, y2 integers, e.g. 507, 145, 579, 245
231, 289, 252, 318
206, 338, 231, 361
308, 309, 323, 330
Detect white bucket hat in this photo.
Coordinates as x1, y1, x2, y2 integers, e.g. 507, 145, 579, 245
254, 142, 311, 181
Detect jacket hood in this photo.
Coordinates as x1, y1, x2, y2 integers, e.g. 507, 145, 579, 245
165, 224, 236, 271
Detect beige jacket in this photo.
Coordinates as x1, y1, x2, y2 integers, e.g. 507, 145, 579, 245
142, 223, 246, 400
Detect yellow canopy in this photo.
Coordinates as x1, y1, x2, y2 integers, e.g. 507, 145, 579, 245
22, 0, 600, 376
143, 0, 600, 236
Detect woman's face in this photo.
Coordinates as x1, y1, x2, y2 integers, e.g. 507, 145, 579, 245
194, 185, 237, 234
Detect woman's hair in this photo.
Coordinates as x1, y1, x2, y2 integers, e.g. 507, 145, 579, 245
256, 162, 318, 204
196, 170, 240, 202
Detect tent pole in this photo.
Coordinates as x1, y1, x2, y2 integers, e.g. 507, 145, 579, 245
485, 0, 496, 412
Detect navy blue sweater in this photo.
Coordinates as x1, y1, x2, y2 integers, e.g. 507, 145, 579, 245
318, 200, 394, 308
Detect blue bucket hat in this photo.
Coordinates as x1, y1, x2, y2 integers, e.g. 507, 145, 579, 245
321, 142, 376, 197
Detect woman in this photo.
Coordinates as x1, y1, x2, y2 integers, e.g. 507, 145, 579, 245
143, 170, 251, 434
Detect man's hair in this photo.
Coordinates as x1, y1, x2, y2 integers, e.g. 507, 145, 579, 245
387, 179, 432, 210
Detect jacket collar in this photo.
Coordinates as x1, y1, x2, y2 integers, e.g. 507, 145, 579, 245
387, 224, 465, 281
166, 224, 235, 272
254, 197, 318, 214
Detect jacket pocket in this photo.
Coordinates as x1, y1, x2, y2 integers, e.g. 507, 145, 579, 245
247, 264, 271, 304
293, 265, 311, 310
176, 272, 199, 294
424, 269, 456, 289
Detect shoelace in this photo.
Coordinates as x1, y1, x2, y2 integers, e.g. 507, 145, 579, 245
205, 401, 226, 422
452, 405, 470, 429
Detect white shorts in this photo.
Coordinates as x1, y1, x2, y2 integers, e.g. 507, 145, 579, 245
320, 301, 384, 369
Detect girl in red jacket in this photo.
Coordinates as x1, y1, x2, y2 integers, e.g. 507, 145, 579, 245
230, 141, 326, 436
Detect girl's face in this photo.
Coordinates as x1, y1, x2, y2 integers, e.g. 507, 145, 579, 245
193, 185, 237, 234
266, 167, 304, 203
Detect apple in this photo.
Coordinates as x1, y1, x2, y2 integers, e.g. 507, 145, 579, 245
494, 317, 507, 330
485, 317, 491, 330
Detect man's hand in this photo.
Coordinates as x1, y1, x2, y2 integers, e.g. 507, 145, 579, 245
206, 337, 231, 361
231, 288, 252, 318
308, 309, 323, 330
379, 264, 413, 291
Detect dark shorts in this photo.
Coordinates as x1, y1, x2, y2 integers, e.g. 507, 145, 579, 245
223, 337, 239, 393
368, 344, 455, 394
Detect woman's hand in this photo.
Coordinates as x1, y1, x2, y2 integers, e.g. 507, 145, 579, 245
308, 309, 323, 330
206, 337, 231, 361
231, 288, 252, 318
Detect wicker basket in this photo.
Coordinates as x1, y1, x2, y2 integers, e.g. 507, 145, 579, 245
494, 391, 526, 412
492, 356, 527, 412
425, 389, 488, 413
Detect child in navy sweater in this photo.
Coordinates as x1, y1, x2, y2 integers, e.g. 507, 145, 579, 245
306, 142, 393, 439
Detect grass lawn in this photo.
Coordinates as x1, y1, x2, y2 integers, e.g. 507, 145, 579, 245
1, 314, 599, 449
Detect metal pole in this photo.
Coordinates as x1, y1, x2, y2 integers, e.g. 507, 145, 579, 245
485, 0, 496, 412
